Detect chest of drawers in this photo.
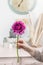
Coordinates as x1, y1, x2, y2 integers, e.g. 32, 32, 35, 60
0, 47, 41, 65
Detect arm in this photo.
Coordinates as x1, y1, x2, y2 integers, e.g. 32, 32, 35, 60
23, 45, 42, 62
18, 39, 43, 62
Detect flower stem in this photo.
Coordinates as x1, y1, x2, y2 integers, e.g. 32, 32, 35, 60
17, 35, 19, 62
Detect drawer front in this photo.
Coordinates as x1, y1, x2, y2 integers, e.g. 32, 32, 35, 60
21, 57, 37, 65
0, 63, 12, 65
0, 57, 39, 65
13, 58, 21, 65
0, 58, 21, 65
0, 58, 13, 65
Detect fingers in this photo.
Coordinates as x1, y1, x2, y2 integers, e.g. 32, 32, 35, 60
17, 38, 26, 49
17, 43, 23, 48
18, 38, 24, 43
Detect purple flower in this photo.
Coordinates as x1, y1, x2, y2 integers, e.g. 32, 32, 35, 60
12, 21, 26, 35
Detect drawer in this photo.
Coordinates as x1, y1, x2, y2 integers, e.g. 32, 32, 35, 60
0, 57, 21, 65
21, 57, 37, 65
13, 58, 21, 65
0, 58, 13, 62
0, 58, 13, 65
0, 62, 12, 65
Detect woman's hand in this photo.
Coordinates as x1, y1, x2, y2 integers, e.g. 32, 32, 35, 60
17, 38, 36, 56
17, 39, 28, 49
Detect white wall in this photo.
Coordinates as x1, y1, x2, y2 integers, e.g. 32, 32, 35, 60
0, 0, 43, 44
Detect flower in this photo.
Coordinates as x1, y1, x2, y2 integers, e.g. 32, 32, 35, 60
11, 20, 26, 62
12, 21, 26, 35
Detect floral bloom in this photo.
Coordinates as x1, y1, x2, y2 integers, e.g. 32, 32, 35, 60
12, 20, 26, 62
12, 21, 26, 35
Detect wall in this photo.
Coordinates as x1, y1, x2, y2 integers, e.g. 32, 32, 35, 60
0, 0, 43, 44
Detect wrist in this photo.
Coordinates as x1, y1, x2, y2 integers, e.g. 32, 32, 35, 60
22, 44, 29, 51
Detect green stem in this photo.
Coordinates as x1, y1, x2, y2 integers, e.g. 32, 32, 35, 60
17, 35, 19, 62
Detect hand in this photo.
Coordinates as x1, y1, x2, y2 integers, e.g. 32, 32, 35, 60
17, 38, 36, 56
17, 38, 28, 49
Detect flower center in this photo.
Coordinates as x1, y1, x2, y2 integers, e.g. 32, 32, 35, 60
18, 26, 21, 30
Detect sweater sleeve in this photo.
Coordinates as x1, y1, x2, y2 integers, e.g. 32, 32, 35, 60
33, 50, 43, 62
